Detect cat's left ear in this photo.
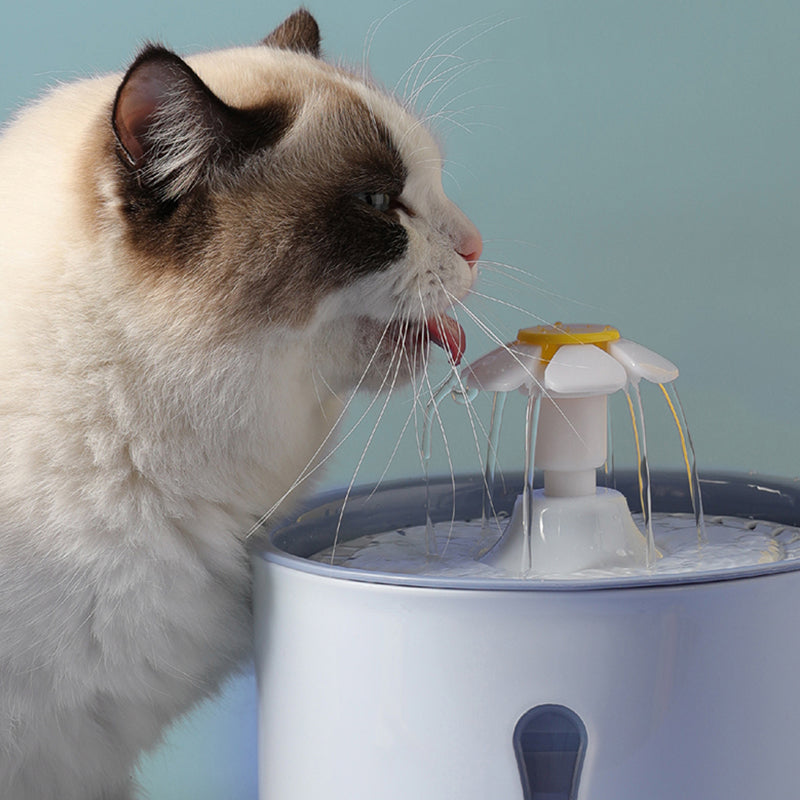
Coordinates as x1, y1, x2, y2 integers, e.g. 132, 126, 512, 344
263, 8, 321, 57
112, 45, 289, 201
113, 46, 230, 201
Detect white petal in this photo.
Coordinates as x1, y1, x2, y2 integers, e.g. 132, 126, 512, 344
461, 343, 542, 393
544, 344, 627, 396
607, 338, 679, 384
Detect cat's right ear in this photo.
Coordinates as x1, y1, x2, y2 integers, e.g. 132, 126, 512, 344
263, 8, 321, 57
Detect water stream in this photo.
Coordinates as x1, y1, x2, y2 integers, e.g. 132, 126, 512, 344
481, 391, 507, 529
660, 382, 705, 539
395, 330, 714, 580
625, 383, 656, 564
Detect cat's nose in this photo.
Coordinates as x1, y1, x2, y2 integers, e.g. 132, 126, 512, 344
457, 223, 483, 268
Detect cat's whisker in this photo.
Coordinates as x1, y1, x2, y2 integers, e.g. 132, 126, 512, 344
331, 319, 410, 559
442, 118, 507, 136
309, 368, 329, 422
409, 58, 474, 108
447, 289, 589, 446
474, 250, 593, 307
399, 20, 486, 102
311, 365, 345, 406
477, 265, 601, 310
441, 284, 547, 397
397, 41, 457, 100
405, 15, 513, 107
421, 65, 490, 122
468, 288, 553, 320
310, 362, 347, 424
402, 72, 488, 149
441, 167, 462, 191
445, 15, 515, 60
361, 2, 414, 81
405, 52, 468, 93
475, 258, 546, 278
247, 301, 407, 537
422, 108, 483, 138
476, 255, 586, 292
365, 316, 434, 499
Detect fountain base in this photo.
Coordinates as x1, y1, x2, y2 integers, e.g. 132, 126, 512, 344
482, 487, 651, 576
254, 473, 800, 800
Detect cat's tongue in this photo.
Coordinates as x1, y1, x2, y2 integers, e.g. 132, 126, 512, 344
426, 315, 466, 365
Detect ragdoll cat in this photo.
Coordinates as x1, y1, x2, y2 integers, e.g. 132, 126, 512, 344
0, 9, 481, 799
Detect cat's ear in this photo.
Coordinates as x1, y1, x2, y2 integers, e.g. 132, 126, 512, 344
113, 45, 289, 203
113, 45, 229, 200
263, 8, 321, 57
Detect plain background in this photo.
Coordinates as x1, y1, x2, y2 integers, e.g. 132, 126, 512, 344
3, 1, 800, 797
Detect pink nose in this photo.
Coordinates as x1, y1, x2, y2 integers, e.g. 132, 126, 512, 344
457, 226, 483, 267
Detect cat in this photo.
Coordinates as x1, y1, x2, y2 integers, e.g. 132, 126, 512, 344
0, 8, 481, 800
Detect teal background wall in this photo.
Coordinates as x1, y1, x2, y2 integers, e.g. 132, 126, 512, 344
4, 1, 800, 797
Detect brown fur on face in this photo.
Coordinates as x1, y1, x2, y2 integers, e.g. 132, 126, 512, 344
78, 9, 478, 385
101, 43, 414, 332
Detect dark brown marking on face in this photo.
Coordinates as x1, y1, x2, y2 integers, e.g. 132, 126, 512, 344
108, 51, 412, 332
262, 9, 321, 57
204, 92, 411, 327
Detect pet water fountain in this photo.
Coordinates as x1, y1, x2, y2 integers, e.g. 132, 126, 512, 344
253, 323, 800, 800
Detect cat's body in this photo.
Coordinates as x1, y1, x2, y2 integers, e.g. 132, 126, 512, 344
0, 11, 480, 799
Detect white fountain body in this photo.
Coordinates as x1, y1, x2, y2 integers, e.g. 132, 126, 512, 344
253, 324, 800, 800
464, 324, 679, 576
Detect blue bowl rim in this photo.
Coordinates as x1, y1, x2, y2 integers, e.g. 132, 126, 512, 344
254, 471, 800, 591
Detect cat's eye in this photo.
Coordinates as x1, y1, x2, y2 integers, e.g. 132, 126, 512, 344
355, 191, 394, 214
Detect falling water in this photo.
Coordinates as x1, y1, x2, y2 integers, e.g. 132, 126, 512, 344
481, 391, 508, 531
604, 400, 615, 490
420, 375, 461, 557
420, 374, 483, 557
414, 329, 705, 575
625, 383, 656, 565
520, 393, 542, 574
660, 382, 706, 541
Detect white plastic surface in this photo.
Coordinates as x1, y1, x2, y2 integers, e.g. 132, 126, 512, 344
607, 338, 679, 385
481, 488, 649, 575
459, 336, 678, 397
254, 552, 800, 800
458, 334, 678, 576
543, 344, 627, 397
461, 343, 542, 393
535, 395, 608, 473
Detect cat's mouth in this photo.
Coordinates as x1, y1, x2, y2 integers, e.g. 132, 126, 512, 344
386, 314, 466, 366
424, 315, 466, 365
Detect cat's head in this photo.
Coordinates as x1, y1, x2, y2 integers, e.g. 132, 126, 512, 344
104, 9, 481, 391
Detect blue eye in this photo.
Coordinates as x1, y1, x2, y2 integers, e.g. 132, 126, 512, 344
355, 191, 393, 213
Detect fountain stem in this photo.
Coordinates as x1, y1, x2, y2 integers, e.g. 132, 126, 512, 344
543, 469, 595, 497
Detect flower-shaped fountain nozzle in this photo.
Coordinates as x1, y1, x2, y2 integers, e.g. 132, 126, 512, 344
463, 323, 678, 497
461, 323, 679, 575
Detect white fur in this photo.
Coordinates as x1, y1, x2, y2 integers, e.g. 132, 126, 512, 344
0, 40, 478, 800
